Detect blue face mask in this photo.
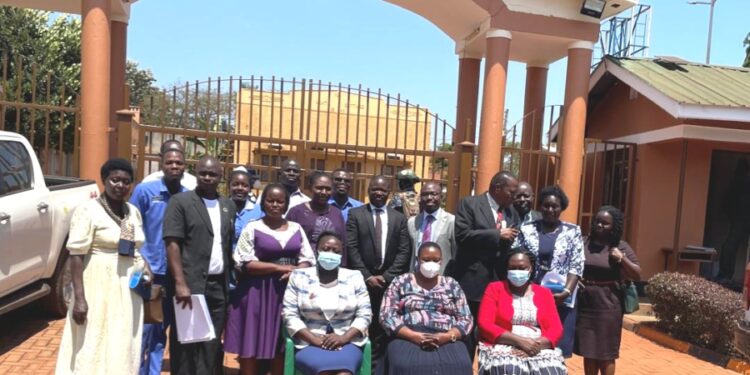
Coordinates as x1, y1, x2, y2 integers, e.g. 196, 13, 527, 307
507, 270, 531, 287
318, 251, 342, 271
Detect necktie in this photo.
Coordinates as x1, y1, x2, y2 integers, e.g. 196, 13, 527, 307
422, 214, 434, 243
374, 208, 383, 267
496, 209, 505, 229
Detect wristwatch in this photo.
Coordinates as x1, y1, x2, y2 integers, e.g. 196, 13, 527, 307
450, 332, 457, 343
562, 287, 572, 296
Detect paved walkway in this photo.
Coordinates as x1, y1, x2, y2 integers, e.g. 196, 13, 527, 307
0, 306, 736, 374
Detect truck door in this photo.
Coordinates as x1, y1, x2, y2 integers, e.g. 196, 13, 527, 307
0, 139, 51, 296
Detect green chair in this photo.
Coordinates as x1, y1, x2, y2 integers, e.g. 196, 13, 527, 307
283, 330, 372, 375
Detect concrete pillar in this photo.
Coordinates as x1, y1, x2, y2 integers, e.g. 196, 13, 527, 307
519, 64, 548, 187
475, 30, 512, 193
558, 42, 593, 224
81, 0, 111, 186
447, 56, 481, 212
110, 20, 128, 158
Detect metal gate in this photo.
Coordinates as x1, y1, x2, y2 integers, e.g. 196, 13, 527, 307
0, 53, 80, 176
128, 76, 456, 201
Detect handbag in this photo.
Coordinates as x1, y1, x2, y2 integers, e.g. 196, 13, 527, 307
143, 285, 165, 324
622, 281, 640, 314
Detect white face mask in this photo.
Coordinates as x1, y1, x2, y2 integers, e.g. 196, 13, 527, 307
253, 180, 261, 189
419, 261, 441, 279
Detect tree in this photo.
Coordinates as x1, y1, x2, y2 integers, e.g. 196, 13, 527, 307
744, 33, 749, 68
0, 7, 158, 151
126, 60, 158, 107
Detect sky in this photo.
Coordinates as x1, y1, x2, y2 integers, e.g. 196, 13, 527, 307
124, 0, 750, 141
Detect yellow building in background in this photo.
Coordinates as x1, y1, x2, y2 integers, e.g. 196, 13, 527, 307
234, 85, 435, 196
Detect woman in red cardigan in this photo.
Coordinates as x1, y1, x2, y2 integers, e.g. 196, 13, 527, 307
477, 249, 567, 375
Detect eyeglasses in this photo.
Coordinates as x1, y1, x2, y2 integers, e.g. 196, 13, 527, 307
333, 178, 353, 184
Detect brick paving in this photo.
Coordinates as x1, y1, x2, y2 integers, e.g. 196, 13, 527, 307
0, 305, 737, 374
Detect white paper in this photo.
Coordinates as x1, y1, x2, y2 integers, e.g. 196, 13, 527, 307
172, 295, 216, 344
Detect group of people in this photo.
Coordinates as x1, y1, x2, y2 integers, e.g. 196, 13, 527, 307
55, 139, 641, 375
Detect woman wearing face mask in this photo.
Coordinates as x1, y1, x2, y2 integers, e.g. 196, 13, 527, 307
287, 172, 346, 262
477, 249, 566, 375
282, 231, 372, 375
378, 242, 473, 375
226, 183, 316, 375
512, 185, 584, 358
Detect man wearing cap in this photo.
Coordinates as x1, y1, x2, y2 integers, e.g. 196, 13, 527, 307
388, 169, 421, 219
142, 139, 197, 189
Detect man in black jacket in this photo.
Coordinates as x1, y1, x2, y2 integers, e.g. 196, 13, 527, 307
452, 171, 520, 312
163, 156, 236, 375
346, 175, 411, 360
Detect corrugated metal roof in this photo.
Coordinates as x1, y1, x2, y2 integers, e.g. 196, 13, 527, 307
606, 56, 750, 109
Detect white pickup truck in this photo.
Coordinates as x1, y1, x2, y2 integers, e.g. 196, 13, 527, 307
0, 130, 98, 317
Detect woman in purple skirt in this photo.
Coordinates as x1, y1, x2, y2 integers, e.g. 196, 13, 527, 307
226, 183, 316, 375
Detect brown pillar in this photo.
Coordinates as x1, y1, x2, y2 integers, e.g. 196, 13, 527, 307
475, 30, 512, 193
558, 42, 593, 224
519, 64, 548, 187
81, 0, 111, 186
110, 20, 128, 158
447, 56, 481, 212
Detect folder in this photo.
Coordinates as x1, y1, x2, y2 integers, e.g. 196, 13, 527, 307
172, 295, 216, 344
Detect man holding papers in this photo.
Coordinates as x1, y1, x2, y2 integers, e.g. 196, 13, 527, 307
163, 156, 236, 374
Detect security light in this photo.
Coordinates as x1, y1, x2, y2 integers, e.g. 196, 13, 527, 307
580, 0, 607, 18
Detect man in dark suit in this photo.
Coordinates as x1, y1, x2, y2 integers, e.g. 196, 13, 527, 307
163, 156, 236, 375
346, 175, 412, 359
453, 170, 520, 313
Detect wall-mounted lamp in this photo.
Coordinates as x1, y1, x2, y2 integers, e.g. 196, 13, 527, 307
580, 0, 607, 18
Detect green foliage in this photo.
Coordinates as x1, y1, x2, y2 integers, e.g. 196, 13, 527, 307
646, 272, 743, 355
0, 7, 158, 152
126, 60, 158, 107
431, 142, 452, 170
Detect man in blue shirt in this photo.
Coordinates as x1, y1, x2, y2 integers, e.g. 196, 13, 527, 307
329, 168, 363, 222
130, 148, 188, 375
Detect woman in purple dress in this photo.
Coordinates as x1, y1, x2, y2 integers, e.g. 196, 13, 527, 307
286, 172, 346, 262
226, 183, 316, 375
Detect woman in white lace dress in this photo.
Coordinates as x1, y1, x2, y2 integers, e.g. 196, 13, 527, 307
55, 158, 150, 375
477, 249, 567, 375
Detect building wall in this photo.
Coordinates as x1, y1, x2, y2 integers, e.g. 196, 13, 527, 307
586, 81, 679, 140
586, 79, 750, 279
233, 88, 433, 191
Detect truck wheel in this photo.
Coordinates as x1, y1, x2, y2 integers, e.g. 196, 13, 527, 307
40, 251, 72, 318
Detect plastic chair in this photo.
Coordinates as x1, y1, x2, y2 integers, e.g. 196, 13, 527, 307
283, 330, 372, 375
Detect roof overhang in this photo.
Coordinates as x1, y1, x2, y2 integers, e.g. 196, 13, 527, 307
0, 0, 135, 23
610, 124, 750, 145
385, 0, 638, 65
591, 57, 750, 123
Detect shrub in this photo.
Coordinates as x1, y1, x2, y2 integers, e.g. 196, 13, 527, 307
646, 272, 743, 355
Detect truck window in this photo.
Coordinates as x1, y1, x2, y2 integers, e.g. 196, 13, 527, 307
0, 140, 34, 197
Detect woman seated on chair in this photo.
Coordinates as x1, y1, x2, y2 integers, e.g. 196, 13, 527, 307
477, 248, 567, 375
283, 231, 372, 375
378, 242, 474, 375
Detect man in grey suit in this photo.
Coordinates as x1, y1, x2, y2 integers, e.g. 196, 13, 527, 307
163, 156, 236, 375
407, 181, 457, 275
346, 175, 411, 360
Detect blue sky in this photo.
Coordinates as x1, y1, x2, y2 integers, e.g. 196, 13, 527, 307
126, 0, 749, 140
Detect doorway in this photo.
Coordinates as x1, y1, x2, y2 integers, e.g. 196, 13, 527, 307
702, 150, 750, 284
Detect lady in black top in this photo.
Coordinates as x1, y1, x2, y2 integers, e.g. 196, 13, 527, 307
575, 206, 641, 375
